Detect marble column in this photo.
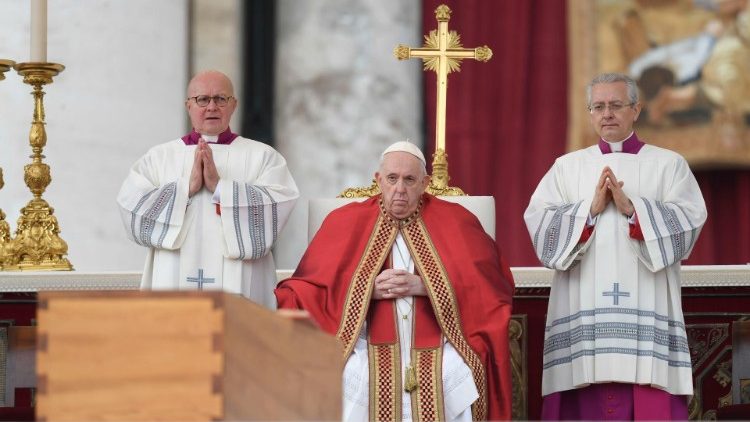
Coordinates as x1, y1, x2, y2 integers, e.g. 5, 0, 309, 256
274, 0, 423, 268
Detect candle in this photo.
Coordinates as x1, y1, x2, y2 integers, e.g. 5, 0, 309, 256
31, 0, 47, 62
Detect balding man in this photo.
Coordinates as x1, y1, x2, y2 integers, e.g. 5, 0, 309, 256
118, 70, 298, 308
276, 142, 514, 421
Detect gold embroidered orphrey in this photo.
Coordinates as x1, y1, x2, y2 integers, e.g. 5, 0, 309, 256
335, 211, 488, 421
339, 4, 493, 199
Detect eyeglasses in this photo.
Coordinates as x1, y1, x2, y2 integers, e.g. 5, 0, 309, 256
188, 95, 234, 107
588, 102, 635, 114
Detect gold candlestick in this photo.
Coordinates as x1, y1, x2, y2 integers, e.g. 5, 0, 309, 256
0, 59, 16, 269
3, 62, 72, 271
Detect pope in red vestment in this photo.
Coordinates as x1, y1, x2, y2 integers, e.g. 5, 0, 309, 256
275, 143, 514, 421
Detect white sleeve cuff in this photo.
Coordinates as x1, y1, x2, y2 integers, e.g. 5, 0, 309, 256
211, 183, 222, 204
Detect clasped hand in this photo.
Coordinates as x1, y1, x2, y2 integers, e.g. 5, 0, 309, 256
189, 139, 220, 196
373, 268, 427, 300
590, 166, 635, 217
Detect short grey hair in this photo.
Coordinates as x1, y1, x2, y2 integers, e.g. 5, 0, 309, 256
586, 73, 639, 107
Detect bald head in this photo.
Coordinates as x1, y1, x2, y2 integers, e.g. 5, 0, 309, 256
187, 70, 234, 97
185, 70, 237, 136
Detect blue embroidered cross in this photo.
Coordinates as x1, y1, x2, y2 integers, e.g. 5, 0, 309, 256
603, 282, 630, 305
186, 269, 215, 290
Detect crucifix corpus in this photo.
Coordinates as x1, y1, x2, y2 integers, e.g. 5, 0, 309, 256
395, 4, 492, 196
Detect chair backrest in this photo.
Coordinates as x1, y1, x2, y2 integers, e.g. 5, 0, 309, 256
308, 196, 496, 242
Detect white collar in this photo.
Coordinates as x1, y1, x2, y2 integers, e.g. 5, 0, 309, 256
201, 134, 219, 143
602, 131, 634, 152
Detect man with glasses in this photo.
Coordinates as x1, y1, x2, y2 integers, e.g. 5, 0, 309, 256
117, 70, 298, 308
524, 73, 707, 420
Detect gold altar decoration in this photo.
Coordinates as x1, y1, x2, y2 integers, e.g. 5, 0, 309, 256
395, 4, 492, 196
339, 5, 492, 198
3, 62, 72, 271
0, 168, 10, 269
509, 316, 528, 420
0, 59, 16, 269
0, 59, 15, 80
339, 179, 380, 198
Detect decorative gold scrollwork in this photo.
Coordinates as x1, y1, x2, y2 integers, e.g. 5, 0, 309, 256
427, 149, 465, 196
475, 46, 493, 62
510, 316, 527, 420
339, 179, 381, 198
393, 45, 410, 61
0, 60, 15, 269
435, 4, 452, 21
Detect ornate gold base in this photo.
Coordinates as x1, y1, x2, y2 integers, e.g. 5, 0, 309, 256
2, 260, 72, 272
2, 198, 73, 271
426, 148, 465, 196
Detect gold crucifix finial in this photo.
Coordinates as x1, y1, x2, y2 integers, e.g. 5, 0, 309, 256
394, 4, 492, 196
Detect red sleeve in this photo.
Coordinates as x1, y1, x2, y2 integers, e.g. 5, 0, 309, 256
273, 197, 381, 336
629, 212, 644, 240
578, 225, 594, 243
275, 286, 304, 310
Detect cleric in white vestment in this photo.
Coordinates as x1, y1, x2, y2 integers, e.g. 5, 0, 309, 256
524, 73, 707, 420
117, 70, 298, 308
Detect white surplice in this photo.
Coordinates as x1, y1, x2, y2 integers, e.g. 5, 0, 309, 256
524, 143, 706, 396
117, 137, 298, 308
342, 233, 477, 422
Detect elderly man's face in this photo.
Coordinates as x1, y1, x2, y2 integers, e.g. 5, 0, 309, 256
376, 152, 430, 220
185, 72, 237, 136
589, 81, 642, 142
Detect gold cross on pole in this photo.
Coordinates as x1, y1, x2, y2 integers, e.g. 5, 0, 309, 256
395, 4, 492, 195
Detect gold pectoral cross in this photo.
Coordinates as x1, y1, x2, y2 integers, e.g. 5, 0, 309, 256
394, 4, 492, 196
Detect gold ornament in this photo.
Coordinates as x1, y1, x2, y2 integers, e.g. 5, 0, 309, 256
339, 179, 381, 198
3, 62, 73, 271
404, 365, 418, 392
393, 4, 492, 196
0, 59, 16, 268
344, 4, 490, 198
